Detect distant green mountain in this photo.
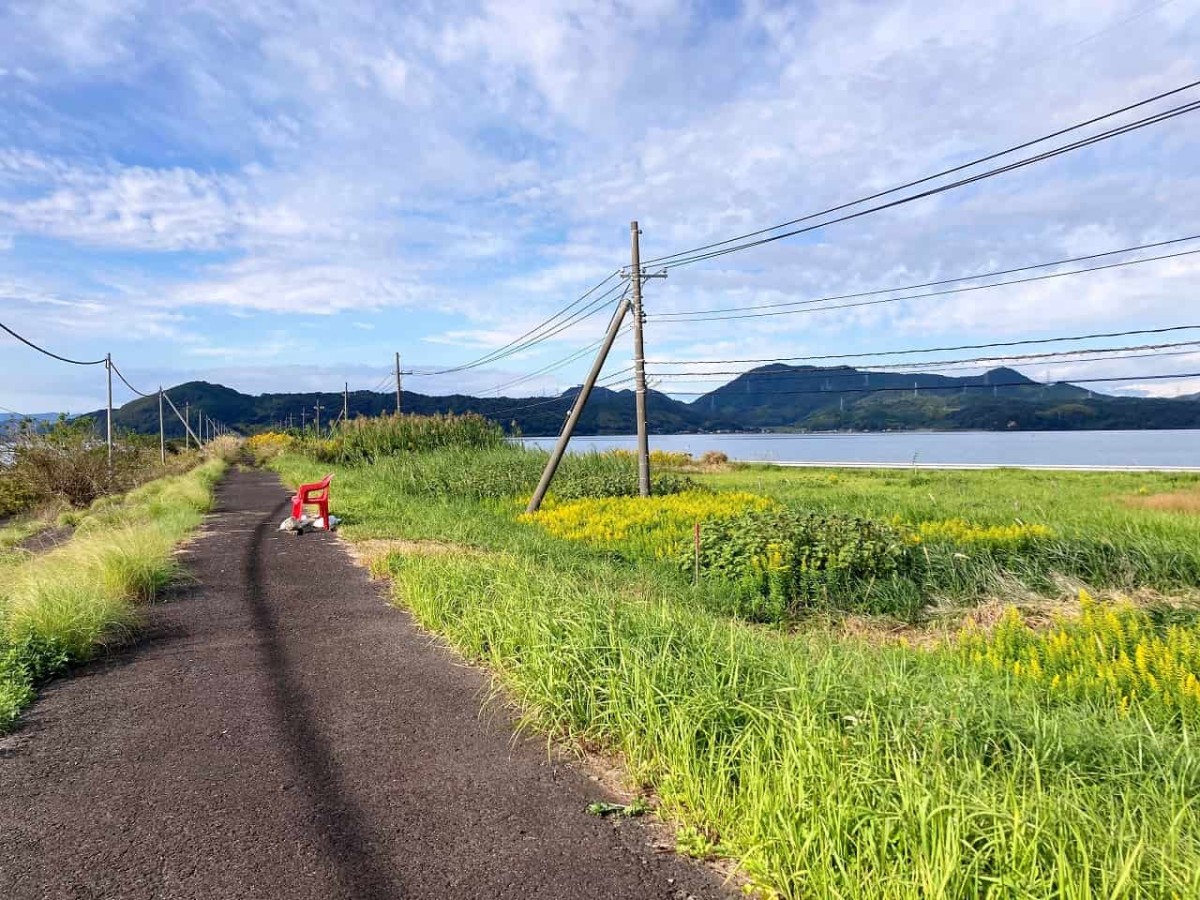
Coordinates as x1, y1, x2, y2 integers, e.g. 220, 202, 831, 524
91, 366, 1200, 438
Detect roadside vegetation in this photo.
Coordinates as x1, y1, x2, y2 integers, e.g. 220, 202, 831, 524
0, 436, 235, 730
270, 414, 1200, 898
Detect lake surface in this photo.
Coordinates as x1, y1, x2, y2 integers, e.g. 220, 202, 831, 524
520, 430, 1200, 470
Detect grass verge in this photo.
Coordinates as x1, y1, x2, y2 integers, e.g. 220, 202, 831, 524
0, 459, 226, 730
272, 450, 1200, 897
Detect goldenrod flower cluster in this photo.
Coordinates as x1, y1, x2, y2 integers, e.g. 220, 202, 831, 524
522, 491, 772, 558
916, 518, 1053, 547
246, 431, 296, 462
958, 591, 1200, 725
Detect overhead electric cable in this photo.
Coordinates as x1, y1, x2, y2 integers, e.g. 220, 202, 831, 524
650, 340, 1200, 380
643, 80, 1200, 267
651, 325, 1200, 367
662, 370, 1200, 397
654, 247, 1200, 323
655, 98, 1200, 271
652, 233, 1200, 320
108, 360, 153, 398
0, 321, 107, 366
416, 270, 622, 376
485, 327, 633, 396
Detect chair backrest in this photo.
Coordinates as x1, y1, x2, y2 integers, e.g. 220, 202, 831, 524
319, 473, 334, 489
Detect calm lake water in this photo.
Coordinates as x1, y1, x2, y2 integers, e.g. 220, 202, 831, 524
520, 430, 1200, 470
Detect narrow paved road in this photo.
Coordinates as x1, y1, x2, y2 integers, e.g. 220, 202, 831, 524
0, 469, 728, 899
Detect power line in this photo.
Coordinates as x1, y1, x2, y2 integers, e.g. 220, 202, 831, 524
650, 324, 1200, 367
650, 340, 1200, 381
416, 270, 622, 376
654, 246, 1200, 323
654, 97, 1200, 272
0, 320, 107, 366
108, 360, 153, 398
484, 326, 633, 396
482, 289, 634, 395
643, 80, 1200, 267
661, 370, 1200, 398
651, 233, 1200, 320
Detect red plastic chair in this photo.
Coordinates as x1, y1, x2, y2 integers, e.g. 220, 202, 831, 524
292, 473, 334, 529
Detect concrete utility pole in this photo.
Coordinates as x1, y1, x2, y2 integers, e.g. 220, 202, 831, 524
105, 353, 113, 468
313, 403, 323, 436
301, 409, 307, 430
184, 402, 190, 449
343, 382, 349, 425
527, 293, 634, 513
158, 388, 166, 463
630, 221, 651, 497
395, 352, 403, 415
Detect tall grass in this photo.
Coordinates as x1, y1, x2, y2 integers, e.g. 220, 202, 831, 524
388, 549, 1200, 898
0, 459, 225, 729
270, 451, 1200, 897
314, 413, 505, 463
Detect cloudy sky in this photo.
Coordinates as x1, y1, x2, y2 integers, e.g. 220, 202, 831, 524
0, 0, 1198, 415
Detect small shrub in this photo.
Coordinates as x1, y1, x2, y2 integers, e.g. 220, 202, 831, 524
699, 450, 729, 466
553, 450, 697, 500
685, 507, 920, 620
649, 449, 693, 468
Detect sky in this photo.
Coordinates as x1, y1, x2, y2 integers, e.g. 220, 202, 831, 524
0, 0, 1198, 415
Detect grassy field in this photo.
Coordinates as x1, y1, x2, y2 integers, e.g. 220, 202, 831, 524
0, 458, 227, 730
272, 430, 1200, 899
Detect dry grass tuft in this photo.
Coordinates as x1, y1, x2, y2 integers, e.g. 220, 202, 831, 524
345, 538, 478, 579
1123, 488, 1200, 514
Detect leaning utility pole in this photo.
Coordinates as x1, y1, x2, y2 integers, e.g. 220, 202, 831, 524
105, 353, 113, 468
158, 387, 166, 463
527, 294, 634, 513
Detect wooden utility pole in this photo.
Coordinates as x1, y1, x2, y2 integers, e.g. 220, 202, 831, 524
630, 221, 651, 497
158, 388, 166, 463
527, 294, 634, 513
395, 352, 403, 415
105, 353, 113, 468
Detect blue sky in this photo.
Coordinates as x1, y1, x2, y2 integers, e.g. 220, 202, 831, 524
1, 0, 1198, 414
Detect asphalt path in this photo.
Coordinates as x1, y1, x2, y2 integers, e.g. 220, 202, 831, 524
0, 468, 729, 899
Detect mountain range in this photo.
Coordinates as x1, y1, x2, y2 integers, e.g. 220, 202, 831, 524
85, 364, 1200, 438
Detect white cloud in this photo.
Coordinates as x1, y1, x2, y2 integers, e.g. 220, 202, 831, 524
0, 0, 1197, 410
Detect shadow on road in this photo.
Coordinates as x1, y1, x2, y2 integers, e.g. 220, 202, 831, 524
242, 498, 402, 899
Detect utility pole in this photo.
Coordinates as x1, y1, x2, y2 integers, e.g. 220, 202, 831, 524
630, 221, 650, 497
105, 353, 113, 469
301, 409, 307, 430
395, 352, 403, 415
313, 403, 323, 436
158, 387, 166, 463
343, 382, 349, 425
527, 292, 634, 513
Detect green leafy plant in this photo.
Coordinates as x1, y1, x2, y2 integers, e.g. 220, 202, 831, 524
684, 507, 919, 619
